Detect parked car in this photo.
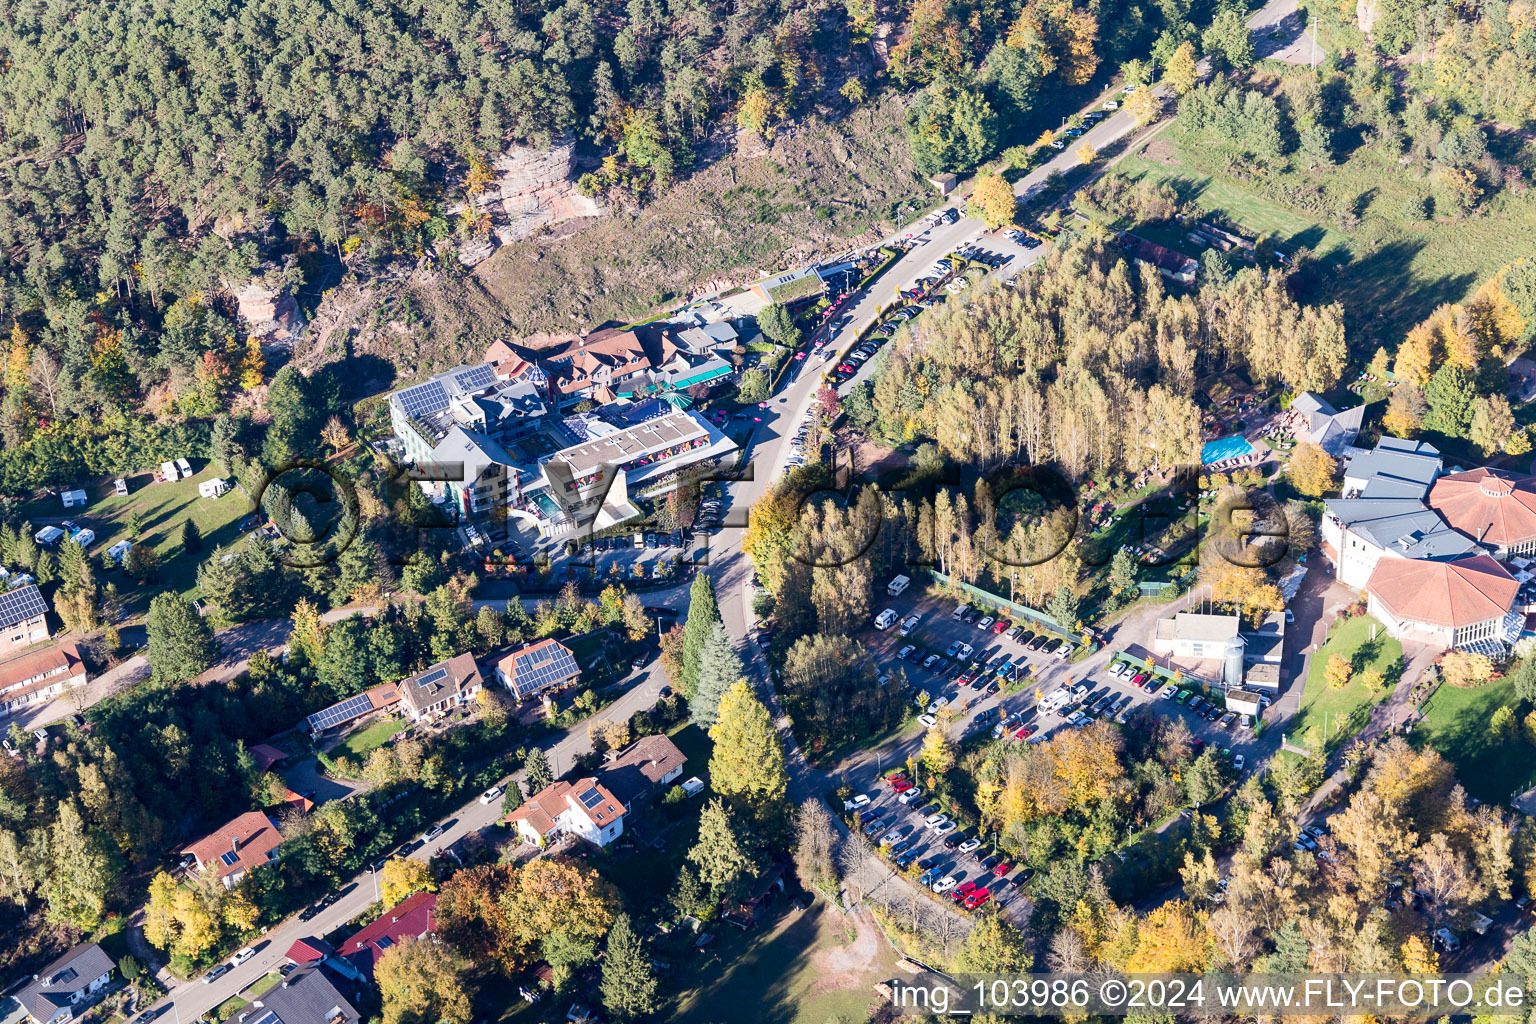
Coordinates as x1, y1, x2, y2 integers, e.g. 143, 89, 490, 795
958, 836, 981, 853
933, 820, 959, 835
899, 786, 925, 804
202, 963, 233, 984
977, 616, 995, 631
479, 786, 504, 805
231, 947, 257, 967
422, 824, 445, 842
964, 887, 993, 910
918, 714, 938, 728
1160, 684, 1179, 700
843, 793, 871, 810
897, 645, 916, 660
933, 875, 959, 894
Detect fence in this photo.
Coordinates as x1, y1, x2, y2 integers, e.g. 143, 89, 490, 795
925, 569, 1069, 636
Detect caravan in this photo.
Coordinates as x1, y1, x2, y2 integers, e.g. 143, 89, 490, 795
873, 609, 898, 631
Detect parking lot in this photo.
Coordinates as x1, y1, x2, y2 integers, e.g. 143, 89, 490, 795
843, 766, 1032, 924
861, 592, 1269, 765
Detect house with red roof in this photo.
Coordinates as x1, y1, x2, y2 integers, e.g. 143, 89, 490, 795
182, 811, 284, 889
504, 778, 625, 848
339, 891, 438, 979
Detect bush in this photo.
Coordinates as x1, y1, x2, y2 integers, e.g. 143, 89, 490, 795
662, 785, 687, 805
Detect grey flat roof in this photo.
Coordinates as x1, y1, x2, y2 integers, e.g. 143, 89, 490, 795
1344, 437, 1442, 499
1323, 497, 1477, 560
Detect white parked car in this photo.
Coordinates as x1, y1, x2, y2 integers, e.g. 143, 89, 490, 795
1234, 754, 1247, 772
844, 793, 871, 810
932, 820, 958, 835
918, 714, 938, 728
1161, 684, 1179, 699
1107, 662, 1126, 679
479, 786, 504, 805
925, 812, 949, 828
958, 838, 981, 854
231, 947, 257, 967
881, 829, 905, 846
933, 875, 959, 894
977, 616, 995, 630
897, 645, 916, 660
899, 786, 924, 804
1103, 99, 1120, 109
956, 643, 975, 660
1055, 643, 1074, 660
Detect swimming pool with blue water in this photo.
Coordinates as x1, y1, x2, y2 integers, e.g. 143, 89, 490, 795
1201, 434, 1255, 465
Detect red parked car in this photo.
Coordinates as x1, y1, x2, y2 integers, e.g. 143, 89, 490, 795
991, 619, 1011, 634
886, 769, 907, 782
993, 862, 1013, 877
892, 778, 914, 793
964, 888, 993, 910
952, 881, 978, 902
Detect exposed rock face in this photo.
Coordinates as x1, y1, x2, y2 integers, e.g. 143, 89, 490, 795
477, 135, 602, 242
235, 266, 305, 346
1356, 0, 1379, 34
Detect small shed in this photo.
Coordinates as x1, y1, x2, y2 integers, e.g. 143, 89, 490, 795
928, 172, 958, 195
61, 489, 88, 508
198, 478, 230, 499
113, 479, 129, 496
34, 526, 64, 546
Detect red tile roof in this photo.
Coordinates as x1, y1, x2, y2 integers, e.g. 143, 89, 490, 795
285, 937, 334, 964
183, 811, 283, 881
341, 891, 437, 976
1366, 554, 1519, 629
1427, 467, 1536, 548
0, 640, 85, 701
504, 777, 623, 836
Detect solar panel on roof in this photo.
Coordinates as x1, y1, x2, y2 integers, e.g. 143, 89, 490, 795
579, 788, 604, 809
220, 850, 240, 867
396, 380, 450, 418
0, 584, 47, 626
306, 691, 375, 732
451, 364, 496, 393
416, 666, 448, 687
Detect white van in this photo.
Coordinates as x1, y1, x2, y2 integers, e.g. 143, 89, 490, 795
874, 609, 898, 631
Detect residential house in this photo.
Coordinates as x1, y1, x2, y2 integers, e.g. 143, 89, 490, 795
505, 778, 625, 848
183, 811, 284, 888
1119, 233, 1197, 285
339, 891, 438, 980
601, 734, 687, 811
0, 584, 51, 655
227, 963, 360, 1024
495, 639, 580, 702
398, 654, 483, 721
16, 944, 114, 1024
0, 641, 86, 719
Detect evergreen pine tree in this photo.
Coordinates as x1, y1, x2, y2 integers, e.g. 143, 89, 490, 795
524, 747, 554, 794
599, 913, 658, 1020
179, 518, 202, 553
145, 591, 217, 683
687, 799, 754, 897
690, 620, 742, 727
678, 572, 718, 700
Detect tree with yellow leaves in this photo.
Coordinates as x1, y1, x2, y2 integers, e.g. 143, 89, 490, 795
1288, 442, 1338, 498
239, 336, 265, 390
1400, 934, 1439, 973
1164, 41, 1199, 95
1074, 141, 1095, 164
1131, 900, 1210, 972
1125, 85, 1161, 126
967, 174, 1018, 229
502, 856, 620, 968
1325, 654, 1353, 689
321, 414, 351, 453
377, 936, 472, 1024
379, 857, 436, 907
920, 723, 956, 774
736, 86, 781, 141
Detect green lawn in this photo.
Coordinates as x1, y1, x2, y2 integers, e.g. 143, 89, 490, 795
1289, 615, 1402, 753
1114, 129, 1536, 341
669, 903, 899, 1024
336, 719, 405, 759
19, 466, 252, 617
1410, 677, 1535, 804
